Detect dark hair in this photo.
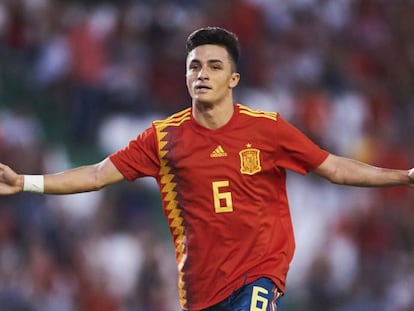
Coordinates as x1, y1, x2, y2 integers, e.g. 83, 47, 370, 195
186, 27, 241, 69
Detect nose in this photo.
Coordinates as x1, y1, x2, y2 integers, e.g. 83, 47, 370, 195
197, 66, 209, 80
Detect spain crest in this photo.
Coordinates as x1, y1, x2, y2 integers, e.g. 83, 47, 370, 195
239, 144, 261, 175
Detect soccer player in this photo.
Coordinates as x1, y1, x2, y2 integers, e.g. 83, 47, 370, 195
0, 27, 413, 311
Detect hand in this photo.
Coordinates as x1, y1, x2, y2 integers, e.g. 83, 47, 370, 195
0, 163, 23, 195
409, 168, 414, 187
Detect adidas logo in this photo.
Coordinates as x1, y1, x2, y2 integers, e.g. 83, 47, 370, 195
210, 145, 228, 158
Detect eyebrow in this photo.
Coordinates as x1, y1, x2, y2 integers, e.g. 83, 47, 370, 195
188, 59, 224, 66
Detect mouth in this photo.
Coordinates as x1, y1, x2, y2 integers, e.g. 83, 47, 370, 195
194, 85, 212, 92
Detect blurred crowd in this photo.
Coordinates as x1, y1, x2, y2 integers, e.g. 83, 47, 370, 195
1, 0, 414, 310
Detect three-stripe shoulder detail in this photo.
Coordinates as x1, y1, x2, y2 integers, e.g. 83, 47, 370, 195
238, 104, 278, 121
153, 108, 192, 128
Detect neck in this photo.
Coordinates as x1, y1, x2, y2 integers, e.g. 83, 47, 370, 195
192, 100, 235, 130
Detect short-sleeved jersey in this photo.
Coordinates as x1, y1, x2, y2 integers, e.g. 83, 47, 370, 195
109, 104, 329, 310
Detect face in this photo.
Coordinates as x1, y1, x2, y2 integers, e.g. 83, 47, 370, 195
186, 44, 240, 105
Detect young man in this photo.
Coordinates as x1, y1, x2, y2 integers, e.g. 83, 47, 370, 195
0, 27, 413, 311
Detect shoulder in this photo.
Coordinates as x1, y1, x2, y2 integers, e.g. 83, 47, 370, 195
237, 104, 279, 122
153, 107, 192, 130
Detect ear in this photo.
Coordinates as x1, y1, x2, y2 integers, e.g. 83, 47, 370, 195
229, 72, 240, 89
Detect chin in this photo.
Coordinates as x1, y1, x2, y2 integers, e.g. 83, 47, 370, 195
193, 94, 212, 102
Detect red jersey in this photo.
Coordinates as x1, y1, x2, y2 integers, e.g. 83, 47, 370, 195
109, 104, 329, 310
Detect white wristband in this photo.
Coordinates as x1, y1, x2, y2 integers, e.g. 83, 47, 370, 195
23, 175, 44, 193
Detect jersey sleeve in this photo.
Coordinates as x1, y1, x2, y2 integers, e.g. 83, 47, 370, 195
274, 116, 329, 174
109, 126, 160, 181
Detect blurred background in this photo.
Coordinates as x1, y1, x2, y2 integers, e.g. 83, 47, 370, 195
1, 0, 414, 310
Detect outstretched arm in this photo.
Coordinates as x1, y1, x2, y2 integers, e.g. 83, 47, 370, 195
0, 157, 124, 195
312, 154, 414, 187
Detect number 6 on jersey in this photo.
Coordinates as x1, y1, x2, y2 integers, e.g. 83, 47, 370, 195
212, 180, 233, 213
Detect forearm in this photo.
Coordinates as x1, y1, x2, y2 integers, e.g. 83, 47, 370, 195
314, 155, 413, 187
21, 158, 124, 195
44, 165, 105, 194
335, 161, 409, 187
18, 165, 103, 195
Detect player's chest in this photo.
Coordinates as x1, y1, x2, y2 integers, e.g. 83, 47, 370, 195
161, 130, 274, 176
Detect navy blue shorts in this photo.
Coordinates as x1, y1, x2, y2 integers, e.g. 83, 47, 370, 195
186, 277, 283, 311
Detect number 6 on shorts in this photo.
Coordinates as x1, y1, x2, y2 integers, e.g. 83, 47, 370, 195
250, 286, 268, 311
